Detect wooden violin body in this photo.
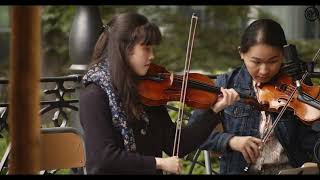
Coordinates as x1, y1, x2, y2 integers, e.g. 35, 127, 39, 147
256, 74, 320, 125
139, 64, 320, 125
138, 63, 261, 109
138, 63, 218, 109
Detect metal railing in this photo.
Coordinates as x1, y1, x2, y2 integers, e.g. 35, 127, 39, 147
0, 74, 83, 174
0, 74, 219, 175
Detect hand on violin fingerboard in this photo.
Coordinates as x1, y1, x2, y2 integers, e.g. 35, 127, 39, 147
211, 87, 240, 113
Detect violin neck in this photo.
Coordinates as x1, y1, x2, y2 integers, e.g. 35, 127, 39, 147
184, 80, 265, 110
183, 79, 220, 93
182, 79, 256, 100
174, 77, 256, 99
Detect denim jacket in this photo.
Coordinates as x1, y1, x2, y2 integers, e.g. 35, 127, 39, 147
190, 64, 319, 174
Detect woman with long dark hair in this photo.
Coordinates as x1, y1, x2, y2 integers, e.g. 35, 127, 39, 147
80, 12, 239, 174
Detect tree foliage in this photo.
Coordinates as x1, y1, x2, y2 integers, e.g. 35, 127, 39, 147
41, 6, 76, 75
139, 6, 251, 73
41, 6, 251, 75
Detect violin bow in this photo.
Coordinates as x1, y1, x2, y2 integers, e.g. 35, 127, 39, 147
172, 13, 198, 159
244, 47, 320, 173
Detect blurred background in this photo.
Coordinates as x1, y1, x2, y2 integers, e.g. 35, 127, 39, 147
0, 5, 319, 174
0, 6, 319, 78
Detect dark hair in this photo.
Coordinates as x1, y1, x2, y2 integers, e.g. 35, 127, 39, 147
239, 19, 287, 53
90, 12, 162, 122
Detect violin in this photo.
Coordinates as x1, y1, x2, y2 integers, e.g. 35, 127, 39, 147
243, 73, 320, 174
138, 63, 262, 110
243, 46, 320, 174
138, 64, 320, 125
255, 73, 320, 125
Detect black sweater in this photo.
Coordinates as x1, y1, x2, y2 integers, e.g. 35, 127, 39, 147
80, 83, 220, 174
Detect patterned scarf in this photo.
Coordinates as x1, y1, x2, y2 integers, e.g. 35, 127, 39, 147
82, 60, 148, 152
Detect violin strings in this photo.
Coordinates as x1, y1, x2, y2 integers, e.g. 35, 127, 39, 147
280, 82, 320, 105
173, 76, 220, 93
262, 88, 297, 143
174, 75, 257, 102
262, 81, 305, 143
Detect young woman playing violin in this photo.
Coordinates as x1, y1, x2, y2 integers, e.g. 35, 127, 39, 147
79, 12, 239, 174
190, 19, 320, 174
